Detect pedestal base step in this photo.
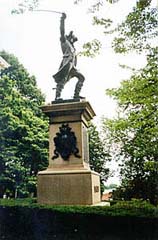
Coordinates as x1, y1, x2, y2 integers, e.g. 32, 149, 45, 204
37, 170, 101, 205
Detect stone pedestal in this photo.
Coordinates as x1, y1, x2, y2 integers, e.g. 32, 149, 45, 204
37, 99, 101, 205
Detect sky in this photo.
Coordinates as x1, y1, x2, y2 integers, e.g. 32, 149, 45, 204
0, 0, 151, 184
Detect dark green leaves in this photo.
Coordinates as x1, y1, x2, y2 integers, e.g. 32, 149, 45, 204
0, 51, 48, 198
88, 123, 111, 192
104, 47, 158, 204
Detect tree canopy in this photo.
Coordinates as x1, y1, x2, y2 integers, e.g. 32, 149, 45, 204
112, 1, 158, 53
79, 0, 157, 204
0, 51, 48, 198
103, 47, 158, 204
88, 123, 111, 193
82, 0, 158, 56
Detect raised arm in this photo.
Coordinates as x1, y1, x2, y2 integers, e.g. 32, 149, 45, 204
60, 13, 66, 42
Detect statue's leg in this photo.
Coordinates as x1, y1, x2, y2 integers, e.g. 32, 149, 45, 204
71, 69, 85, 98
73, 71, 85, 99
55, 82, 64, 100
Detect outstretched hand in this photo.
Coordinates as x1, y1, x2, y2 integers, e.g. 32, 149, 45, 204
62, 12, 66, 19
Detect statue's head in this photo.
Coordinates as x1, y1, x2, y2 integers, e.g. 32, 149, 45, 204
66, 31, 78, 44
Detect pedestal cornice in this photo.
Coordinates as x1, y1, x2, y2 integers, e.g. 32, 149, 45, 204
41, 100, 96, 125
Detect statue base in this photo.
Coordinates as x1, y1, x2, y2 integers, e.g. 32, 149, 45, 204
38, 169, 100, 205
37, 99, 101, 205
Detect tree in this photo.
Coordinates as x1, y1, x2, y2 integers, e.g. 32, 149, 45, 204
88, 123, 111, 193
112, 0, 158, 54
76, 0, 157, 204
101, 0, 157, 204
81, 0, 157, 56
103, 47, 158, 204
0, 51, 48, 198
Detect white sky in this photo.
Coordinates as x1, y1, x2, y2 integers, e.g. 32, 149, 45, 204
1, 0, 153, 184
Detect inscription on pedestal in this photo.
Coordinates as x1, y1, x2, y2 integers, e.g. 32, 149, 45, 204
94, 186, 99, 193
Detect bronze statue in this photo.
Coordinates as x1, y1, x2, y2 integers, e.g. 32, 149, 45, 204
53, 13, 85, 100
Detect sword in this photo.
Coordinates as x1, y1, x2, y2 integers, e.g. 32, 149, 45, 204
33, 9, 63, 15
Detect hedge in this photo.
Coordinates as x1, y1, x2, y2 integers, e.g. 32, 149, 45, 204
0, 198, 158, 240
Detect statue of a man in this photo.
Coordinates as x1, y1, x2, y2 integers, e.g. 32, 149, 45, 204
53, 13, 85, 100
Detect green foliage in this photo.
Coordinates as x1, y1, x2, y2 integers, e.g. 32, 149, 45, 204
0, 198, 157, 218
91, 1, 157, 54
93, 16, 113, 28
0, 198, 37, 206
85, 0, 120, 13
113, 4, 158, 53
78, 1, 158, 55
11, 0, 39, 14
0, 50, 45, 113
113, 198, 155, 208
1, 199, 157, 240
79, 39, 102, 58
0, 51, 48, 198
103, 47, 158, 205
88, 123, 111, 193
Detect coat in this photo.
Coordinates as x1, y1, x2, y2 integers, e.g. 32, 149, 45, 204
53, 38, 77, 84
